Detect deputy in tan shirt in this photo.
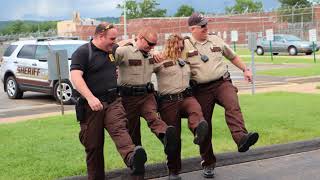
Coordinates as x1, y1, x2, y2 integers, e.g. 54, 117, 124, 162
183, 13, 259, 178
154, 34, 209, 179
114, 27, 178, 159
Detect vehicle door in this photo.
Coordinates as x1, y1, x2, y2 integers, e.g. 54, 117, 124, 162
15, 44, 39, 86
34, 45, 51, 86
276, 36, 287, 52
272, 36, 282, 53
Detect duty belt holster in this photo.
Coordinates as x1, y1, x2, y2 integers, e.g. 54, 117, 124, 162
73, 96, 86, 122
119, 82, 155, 96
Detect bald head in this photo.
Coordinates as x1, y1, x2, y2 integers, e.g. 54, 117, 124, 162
138, 27, 157, 40
136, 27, 158, 52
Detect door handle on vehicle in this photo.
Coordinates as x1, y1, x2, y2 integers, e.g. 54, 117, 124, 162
32, 63, 37, 66
13, 61, 18, 64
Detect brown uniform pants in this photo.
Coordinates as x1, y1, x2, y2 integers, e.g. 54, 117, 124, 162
193, 78, 248, 167
121, 93, 168, 146
79, 98, 136, 180
159, 96, 203, 174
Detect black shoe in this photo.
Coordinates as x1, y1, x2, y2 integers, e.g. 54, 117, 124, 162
193, 120, 209, 145
130, 146, 147, 175
202, 165, 215, 178
163, 126, 179, 157
238, 132, 259, 152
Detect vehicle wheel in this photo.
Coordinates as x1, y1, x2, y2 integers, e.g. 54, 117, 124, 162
273, 53, 279, 55
306, 52, 312, 55
6, 76, 23, 99
53, 80, 73, 105
256, 47, 264, 55
288, 46, 298, 56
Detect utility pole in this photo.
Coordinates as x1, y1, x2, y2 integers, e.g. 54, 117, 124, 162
124, 0, 127, 39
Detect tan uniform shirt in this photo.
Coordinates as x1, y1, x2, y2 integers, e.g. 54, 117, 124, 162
154, 59, 191, 95
115, 44, 155, 86
182, 35, 237, 84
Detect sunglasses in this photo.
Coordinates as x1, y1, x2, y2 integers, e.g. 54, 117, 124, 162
200, 24, 207, 28
142, 36, 157, 47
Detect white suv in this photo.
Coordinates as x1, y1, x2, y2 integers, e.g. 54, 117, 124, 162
0, 38, 87, 104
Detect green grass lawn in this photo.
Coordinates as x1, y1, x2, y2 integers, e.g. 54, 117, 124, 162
257, 64, 320, 77
233, 47, 250, 55
234, 47, 319, 64
1, 92, 320, 180
241, 55, 319, 64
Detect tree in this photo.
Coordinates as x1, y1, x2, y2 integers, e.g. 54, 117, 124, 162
174, 5, 194, 17
117, 0, 167, 19
0, 21, 57, 35
279, 0, 312, 8
11, 21, 25, 34
225, 0, 263, 14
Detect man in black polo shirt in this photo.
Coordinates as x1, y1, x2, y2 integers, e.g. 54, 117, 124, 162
70, 23, 147, 180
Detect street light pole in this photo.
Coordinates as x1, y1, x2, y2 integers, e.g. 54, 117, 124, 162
124, 0, 127, 39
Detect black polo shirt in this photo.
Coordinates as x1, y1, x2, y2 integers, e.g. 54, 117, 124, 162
70, 41, 117, 97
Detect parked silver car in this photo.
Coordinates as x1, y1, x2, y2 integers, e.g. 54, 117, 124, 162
256, 34, 319, 56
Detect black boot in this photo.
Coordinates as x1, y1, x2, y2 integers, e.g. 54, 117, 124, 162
238, 132, 259, 152
193, 120, 209, 145
162, 126, 179, 157
130, 146, 147, 175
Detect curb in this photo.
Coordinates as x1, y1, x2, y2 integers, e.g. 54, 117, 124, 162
287, 76, 320, 83
0, 110, 74, 124
60, 138, 320, 180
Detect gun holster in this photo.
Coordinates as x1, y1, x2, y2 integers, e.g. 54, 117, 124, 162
75, 97, 86, 122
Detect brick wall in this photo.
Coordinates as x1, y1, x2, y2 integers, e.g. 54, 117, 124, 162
73, 5, 320, 45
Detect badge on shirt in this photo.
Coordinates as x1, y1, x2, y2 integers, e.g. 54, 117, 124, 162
163, 61, 175, 68
109, 54, 115, 62
211, 46, 222, 52
187, 50, 199, 57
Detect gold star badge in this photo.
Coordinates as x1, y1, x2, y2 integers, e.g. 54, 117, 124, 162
109, 54, 115, 62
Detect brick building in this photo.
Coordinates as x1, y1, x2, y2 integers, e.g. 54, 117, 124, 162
70, 5, 320, 45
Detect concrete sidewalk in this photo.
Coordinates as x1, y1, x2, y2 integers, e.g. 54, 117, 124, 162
60, 138, 320, 180
153, 149, 320, 180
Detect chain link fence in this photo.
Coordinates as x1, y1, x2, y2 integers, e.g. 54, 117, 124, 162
119, 5, 320, 47
0, 29, 57, 42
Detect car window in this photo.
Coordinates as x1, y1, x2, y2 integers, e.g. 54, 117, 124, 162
17, 45, 37, 59
50, 44, 84, 59
3, 45, 18, 57
274, 36, 282, 42
284, 35, 301, 41
35, 45, 49, 60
